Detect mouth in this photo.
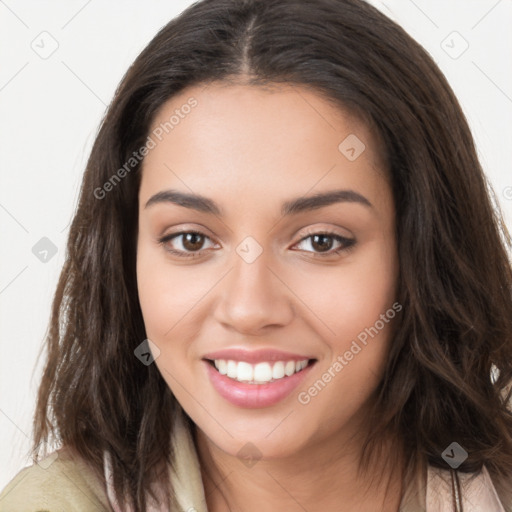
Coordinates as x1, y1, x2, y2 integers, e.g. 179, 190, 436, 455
204, 358, 317, 384
202, 356, 317, 408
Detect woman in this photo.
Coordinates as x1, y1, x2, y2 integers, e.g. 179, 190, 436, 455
1, 0, 512, 510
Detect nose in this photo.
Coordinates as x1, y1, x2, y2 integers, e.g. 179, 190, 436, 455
212, 250, 295, 335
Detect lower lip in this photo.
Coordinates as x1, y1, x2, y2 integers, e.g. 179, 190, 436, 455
203, 360, 315, 409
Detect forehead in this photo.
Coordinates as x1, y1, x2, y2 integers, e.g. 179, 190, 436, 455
139, 82, 390, 214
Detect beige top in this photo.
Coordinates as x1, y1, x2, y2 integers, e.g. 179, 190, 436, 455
1, 409, 510, 511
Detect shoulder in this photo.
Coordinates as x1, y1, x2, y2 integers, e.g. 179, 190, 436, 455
400, 461, 512, 512
0, 447, 111, 512
429, 464, 512, 512
488, 467, 512, 512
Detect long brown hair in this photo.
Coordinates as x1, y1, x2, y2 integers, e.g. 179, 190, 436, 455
32, 0, 512, 509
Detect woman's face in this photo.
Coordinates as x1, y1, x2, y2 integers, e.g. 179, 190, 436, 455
136, 82, 398, 460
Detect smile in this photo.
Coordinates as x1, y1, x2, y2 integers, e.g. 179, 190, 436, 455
209, 358, 311, 384
203, 356, 317, 408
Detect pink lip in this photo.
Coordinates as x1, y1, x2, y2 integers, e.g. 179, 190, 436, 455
202, 348, 314, 364
203, 359, 316, 409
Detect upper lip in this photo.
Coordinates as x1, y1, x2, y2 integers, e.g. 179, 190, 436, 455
202, 348, 316, 364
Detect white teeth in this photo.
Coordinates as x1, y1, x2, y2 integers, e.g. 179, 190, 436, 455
253, 362, 273, 382
215, 359, 228, 375
236, 361, 253, 382
285, 361, 296, 376
272, 361, 285, 379
212, 358, 310, 384
227, 360, 237, 379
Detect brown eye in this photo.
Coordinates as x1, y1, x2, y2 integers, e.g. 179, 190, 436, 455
182, 232, 206, 251
158, 231, 216, 257
294, 232, 356, 256
310, 234, 334, 252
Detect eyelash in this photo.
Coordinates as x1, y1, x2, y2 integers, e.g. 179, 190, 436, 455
157, 229, 356, 259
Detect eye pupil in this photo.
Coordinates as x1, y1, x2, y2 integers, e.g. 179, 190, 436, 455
312, 234, 333, 252
183, 233, 204, 251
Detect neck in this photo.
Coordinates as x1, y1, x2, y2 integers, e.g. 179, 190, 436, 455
194, 422, 406, 512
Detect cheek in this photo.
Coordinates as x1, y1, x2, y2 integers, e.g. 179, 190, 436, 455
292, 238, 397, 344
294, 269, 398, 434
136, 242, 208, 340
136, 256, 182, 365
292, 237, 398, 407
136, 243, 206, 401
136, 253, 175, 339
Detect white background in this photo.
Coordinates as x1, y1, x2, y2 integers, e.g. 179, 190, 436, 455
1, 0, 511, 490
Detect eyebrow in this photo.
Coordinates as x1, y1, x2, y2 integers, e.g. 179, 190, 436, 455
144, 188, 372, 216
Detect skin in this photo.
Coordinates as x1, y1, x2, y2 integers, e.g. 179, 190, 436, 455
136, 82, 403, 511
